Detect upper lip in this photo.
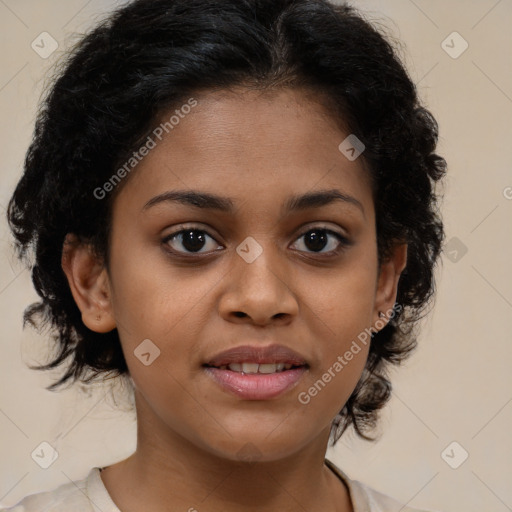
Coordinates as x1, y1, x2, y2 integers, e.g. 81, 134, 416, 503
204, 344, 308, 367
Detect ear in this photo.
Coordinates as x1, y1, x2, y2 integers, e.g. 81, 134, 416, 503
373, 243, 407, 328
61, 233, 116, 333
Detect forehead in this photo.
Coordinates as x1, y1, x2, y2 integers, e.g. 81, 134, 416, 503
115, 87, 374, 220
160, 86, 350, 158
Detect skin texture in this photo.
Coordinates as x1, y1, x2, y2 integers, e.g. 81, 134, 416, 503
62, 87, 407, 512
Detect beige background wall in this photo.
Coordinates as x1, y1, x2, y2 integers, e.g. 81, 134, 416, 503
1, 1, 511, 511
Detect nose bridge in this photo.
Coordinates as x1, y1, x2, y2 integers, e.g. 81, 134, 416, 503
238, 239, 283, 293
219, 234, 299, 324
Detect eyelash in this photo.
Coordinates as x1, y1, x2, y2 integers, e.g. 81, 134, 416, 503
161, 225, 351, 259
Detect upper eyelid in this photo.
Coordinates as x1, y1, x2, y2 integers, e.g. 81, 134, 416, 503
294, 224, 348, 238
163, 224, 221, 243
164, 222, 348, 241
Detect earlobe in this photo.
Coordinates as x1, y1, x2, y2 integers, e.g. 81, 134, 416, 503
373, 243, 407, 327
61, 234, 116, 333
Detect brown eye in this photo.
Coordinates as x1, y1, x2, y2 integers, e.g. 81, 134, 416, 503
291, 228, 349, 255
163, 229, 222, 254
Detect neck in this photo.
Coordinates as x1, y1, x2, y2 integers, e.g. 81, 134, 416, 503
100, 391, 353, 512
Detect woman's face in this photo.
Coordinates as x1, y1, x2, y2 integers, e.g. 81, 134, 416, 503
81, 87, 405, 461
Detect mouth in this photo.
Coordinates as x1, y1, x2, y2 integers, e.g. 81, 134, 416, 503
204, 362, 307, 374
203, 344, 309, 400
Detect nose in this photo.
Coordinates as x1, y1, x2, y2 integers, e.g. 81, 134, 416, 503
218, 245, 299, 326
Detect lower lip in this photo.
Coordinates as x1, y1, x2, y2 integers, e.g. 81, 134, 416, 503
204, 366, 307, 400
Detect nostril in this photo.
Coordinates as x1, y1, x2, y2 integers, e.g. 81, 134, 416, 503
234, 311, 246, 318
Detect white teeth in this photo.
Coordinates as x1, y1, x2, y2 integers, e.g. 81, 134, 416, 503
258, 363, 278, 374
241, 363, 259, 374
222, 362, 298, 374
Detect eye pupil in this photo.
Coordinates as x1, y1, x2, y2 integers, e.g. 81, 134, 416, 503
304, 230, 328, 252
182, 230, 206, 252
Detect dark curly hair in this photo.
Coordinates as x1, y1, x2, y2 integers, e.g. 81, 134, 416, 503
6, 0, 446, 444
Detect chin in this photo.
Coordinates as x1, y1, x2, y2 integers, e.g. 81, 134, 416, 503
194, 428, 314, 464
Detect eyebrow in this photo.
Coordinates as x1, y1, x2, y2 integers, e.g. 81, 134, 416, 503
142, 188, 365, 217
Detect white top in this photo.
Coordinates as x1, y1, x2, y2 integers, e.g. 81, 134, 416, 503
1, 459, 440, 512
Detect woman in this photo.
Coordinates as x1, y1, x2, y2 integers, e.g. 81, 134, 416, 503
4, 0, 446, 510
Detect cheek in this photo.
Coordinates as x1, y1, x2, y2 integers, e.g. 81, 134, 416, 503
108, 233, 215, 341
306, 256, 378, 337
294, 260, 376, 417
297, 338, 370, 427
